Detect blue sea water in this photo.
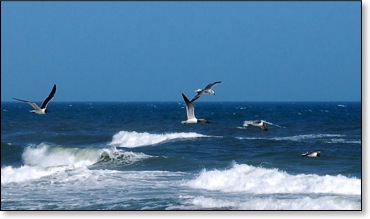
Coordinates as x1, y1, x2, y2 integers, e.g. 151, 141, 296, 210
1, 101, 361, 210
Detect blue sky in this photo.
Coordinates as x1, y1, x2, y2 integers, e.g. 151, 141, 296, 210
1, 1, 361, 102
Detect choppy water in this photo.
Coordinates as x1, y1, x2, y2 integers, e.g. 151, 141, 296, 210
1, 102, 361, 210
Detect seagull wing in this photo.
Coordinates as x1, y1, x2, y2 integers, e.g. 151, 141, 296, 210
41, 84, 56, 109
190, 90, 203, 103
12, 98, 42, 111
182, 93, 195, 120
204, 81, 221, 90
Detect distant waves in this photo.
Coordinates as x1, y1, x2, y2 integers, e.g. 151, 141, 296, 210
236, 133, 361, 144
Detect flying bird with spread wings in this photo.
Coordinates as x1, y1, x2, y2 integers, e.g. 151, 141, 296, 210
190, 81, 221, 103
181, 93, 210, 124
13, 84, 57, 114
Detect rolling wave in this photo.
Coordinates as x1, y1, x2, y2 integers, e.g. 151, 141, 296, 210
186, 162, 360, 195
108, 131, 208, 148
1, 143, 151, 184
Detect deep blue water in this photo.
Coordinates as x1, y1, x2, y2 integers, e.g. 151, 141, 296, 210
1, 102, 361, 210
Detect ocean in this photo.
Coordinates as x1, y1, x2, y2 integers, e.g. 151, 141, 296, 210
1, 101, 361, 210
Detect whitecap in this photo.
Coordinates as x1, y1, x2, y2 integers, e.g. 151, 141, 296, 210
1, 143, 151, 184
108, 131, 208, 148
186, 163, 360, 195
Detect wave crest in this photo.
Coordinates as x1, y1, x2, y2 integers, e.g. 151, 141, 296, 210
108, 131, 207, 148
1, 143, 151, 184
186, 163, 360, 195
22, 143, 100, 168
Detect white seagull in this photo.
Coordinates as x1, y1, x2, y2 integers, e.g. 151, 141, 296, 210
181, 93, 210, 124
190, 81, 221, 102
245, 120, 268, 131
13, 84, 57, 114
302, 151, 321, 157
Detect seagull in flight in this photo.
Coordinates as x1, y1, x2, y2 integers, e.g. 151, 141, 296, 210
181, 93, 210, 124
245, 120, 269, 131
13, 84, 57, 114
251, 120, 268, 131
190, 81, 221, 102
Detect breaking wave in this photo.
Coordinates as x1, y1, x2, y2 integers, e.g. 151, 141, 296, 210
108, 131, 208, 148
1, 143, 151, 184
186, 163, 360, 195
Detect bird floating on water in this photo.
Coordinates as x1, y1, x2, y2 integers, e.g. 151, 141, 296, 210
302, 151, 321, 157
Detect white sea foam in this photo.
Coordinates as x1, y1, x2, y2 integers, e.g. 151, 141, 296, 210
2, 165, 188, 209
1, 165, 68, 185
188, 196, 235, 209
186, 163, 361, 195
108, 131, 208, 148
1, 143, 151, 184
179, 195, 360, 210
